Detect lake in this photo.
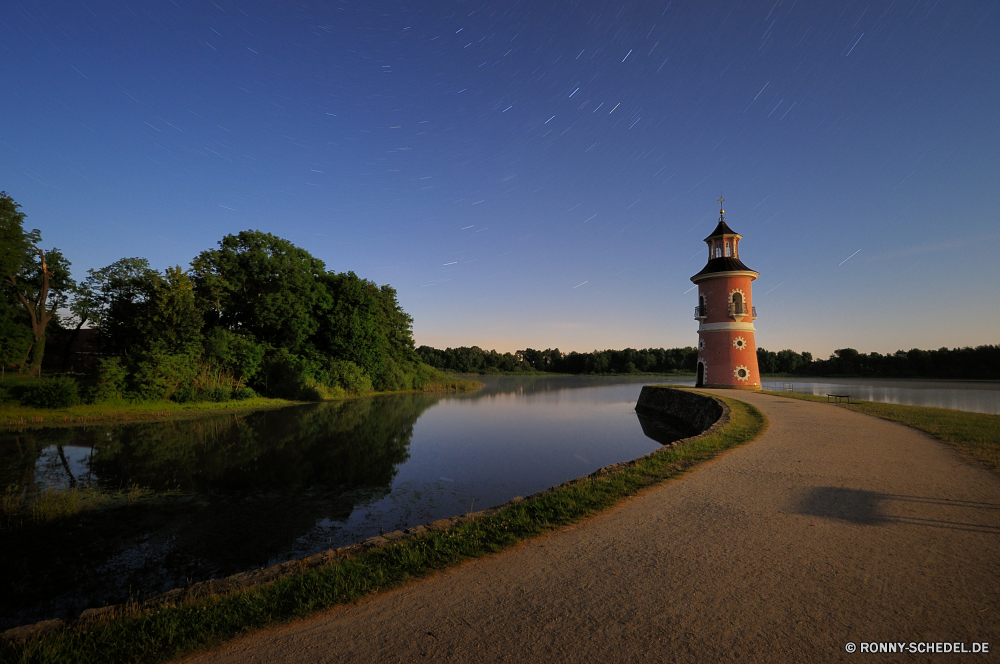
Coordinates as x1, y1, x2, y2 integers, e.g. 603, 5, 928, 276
0, 376, 675, 629
758, 377, 1000, 414
2, 373, 996, 629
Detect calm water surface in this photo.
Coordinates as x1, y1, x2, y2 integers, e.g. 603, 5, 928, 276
2, 374, 996, 628
0, 376, 677, 629
759, 377, 1000, 414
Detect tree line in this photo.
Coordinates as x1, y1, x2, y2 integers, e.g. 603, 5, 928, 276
419, 344, 1000, 380
417, 346, 700, 374
784, 346, 1000, 380
1, 191, 453, 404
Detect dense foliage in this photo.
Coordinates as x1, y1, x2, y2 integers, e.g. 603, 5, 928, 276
0, 192, 74, 376
0, 193, 456, 405
784, 345, 1000, 380
420, 344, 1000, 380
3, 191, 997, 395
417, 345, 700, 374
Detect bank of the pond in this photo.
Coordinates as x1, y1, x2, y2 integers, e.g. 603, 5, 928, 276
0, 484, 165, 533
762, 390, 1000, 472
0, 379, 481, 430
0, 398, 295, 430
0, 391, 765, 664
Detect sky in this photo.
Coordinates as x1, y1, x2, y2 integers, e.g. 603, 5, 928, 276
2, 0, 997, 359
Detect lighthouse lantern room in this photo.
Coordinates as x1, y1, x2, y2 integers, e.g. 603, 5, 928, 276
691, 198, 761, 390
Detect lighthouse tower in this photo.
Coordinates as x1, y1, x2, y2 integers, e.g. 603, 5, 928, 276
691, 198, 761, 390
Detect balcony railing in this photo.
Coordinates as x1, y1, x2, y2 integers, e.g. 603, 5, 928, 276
728, 303, 758, 319
699, 304, 758, 320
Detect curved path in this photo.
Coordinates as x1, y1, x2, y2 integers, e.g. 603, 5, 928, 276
182, 391, 1000, 663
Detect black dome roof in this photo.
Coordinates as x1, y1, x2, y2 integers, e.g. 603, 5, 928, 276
691, 257, 756, 280
703, 218, 740, 242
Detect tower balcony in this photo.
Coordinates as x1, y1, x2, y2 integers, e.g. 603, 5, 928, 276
728, 303, 758, 319
694, 305, 707, 320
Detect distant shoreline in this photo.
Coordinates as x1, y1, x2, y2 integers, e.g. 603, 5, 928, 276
0, 379, 481, 431
449, 371, 1000, 384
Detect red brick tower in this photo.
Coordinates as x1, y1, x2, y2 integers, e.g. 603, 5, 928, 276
691, 198, 761, 390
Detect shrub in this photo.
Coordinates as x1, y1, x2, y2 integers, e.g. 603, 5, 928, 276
170, 384, 199, 403
88, 358, 128, 403
259, 350, 325, 401
209, 385, 231, 402
231, 386, 257, 400
203, 328, 267, 385
18, 376, 80, 408
131, 351, 199, 402
325, 359, 373, 395
374, 357, 411, 392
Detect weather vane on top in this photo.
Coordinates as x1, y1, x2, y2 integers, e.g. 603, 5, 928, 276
717, 194, 724, 214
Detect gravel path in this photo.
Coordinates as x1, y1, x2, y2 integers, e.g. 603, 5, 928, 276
181, 391, 1000, 663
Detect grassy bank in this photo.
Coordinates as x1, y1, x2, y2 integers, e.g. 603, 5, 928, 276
1, 485, 160, 532
0, 397, 295, 429
452, 371, 695, 377
0, 377, 481, 430
762, 391, 1000, 472
0, 393, 765, 664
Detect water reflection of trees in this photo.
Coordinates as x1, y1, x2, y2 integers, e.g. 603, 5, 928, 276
0, 428, 82, 495
443, 374, 670, 401
0, 393, 440, 630
91, 394, 439, 492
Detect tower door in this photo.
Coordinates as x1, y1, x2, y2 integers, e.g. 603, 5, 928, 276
696, 361, 705, 387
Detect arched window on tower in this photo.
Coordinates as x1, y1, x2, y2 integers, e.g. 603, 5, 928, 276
725, 241, 732, 257
714, 244, 722, 258
730, 291, 745, 316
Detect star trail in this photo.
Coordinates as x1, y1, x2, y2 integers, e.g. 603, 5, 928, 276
1, 0, 996, 356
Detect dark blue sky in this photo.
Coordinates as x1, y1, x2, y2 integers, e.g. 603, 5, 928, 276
3, 1, 997, 356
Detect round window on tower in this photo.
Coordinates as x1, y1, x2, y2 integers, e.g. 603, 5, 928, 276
699, 338, 705, 351
734, 365, 750, 382
733, 336, 746, 350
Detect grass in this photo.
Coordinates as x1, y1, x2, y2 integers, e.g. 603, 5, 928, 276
762, 390, 1000, 472
759, 390, 831, 404
0, 393, 766, 664
0, 377, 482, 430
1, 485, 158, 532
451, 370, 696, 377
0, 397, 297, 430
408, 377, 482, 392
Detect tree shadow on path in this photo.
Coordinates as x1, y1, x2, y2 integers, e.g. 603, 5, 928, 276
793, 486, 1000, 535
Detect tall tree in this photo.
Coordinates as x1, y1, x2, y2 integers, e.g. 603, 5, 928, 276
83, 257, 161, 356
0, 290, 32, 373
0, 192, 74, 376
142, 266, 203, 353
191, 230, 332, 353
318, 271, 418, 386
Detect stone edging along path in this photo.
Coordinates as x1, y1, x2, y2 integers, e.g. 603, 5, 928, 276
0, 387, 731, 644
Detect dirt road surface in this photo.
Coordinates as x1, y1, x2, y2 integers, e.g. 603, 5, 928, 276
181, 391, 1000, 663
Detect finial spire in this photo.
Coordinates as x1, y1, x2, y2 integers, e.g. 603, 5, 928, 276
717, 194, 725, 215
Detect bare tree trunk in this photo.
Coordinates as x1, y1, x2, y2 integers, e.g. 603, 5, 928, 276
18, 341, 33, 375
28, 336, 46, 378
5, 246, 53, 378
